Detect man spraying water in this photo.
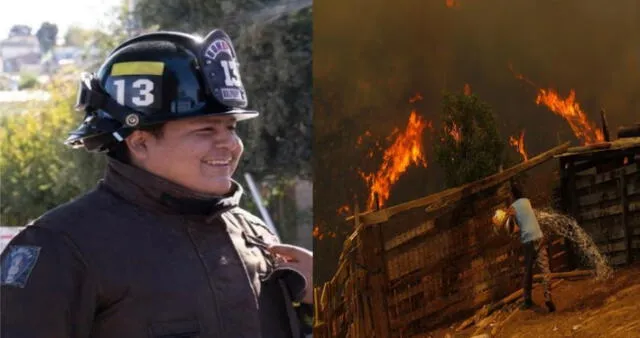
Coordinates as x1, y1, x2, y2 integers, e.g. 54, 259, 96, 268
493, 181, 557, 313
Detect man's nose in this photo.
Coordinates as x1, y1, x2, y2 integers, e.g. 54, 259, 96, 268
214, 130, 240, 151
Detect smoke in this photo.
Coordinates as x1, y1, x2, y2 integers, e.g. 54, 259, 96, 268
314, 0, 639, 284
316, 0, 639, 142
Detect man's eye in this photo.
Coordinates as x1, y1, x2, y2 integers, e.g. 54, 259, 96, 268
228, 125, 237, 131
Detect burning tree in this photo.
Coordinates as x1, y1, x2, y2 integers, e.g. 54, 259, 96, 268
434, 91, 505, 188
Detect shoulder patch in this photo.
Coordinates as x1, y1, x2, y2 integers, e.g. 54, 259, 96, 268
1, 245, 41, 288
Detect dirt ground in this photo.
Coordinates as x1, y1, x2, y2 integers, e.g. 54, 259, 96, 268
428, 263, 640, 338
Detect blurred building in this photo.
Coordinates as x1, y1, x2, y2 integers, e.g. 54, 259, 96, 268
0, 35, 41, 74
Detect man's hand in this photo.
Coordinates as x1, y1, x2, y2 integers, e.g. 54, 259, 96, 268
267, 244, 313, 304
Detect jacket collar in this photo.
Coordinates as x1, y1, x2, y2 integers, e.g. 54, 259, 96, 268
101, 156, 242, 222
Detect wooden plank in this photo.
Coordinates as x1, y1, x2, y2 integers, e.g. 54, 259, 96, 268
389, 291, 466, 330
630, 201, 640, 212
385, 227, 515, 287
386, 241, 520, 301
599, 240, 627, 253
555, 138, 640, 159
562, 159, 578, 270
357, 222, 391, 337
349, 142, 570, 225
578, 201, 640, 222
533, 270, 594, 281
567, 142, 613, 153
609, 252, 628, 266
577, 182, 639, 207
383, 220, 435, 252
621, 169, 632, 264
578, 185, 621, 207
575, 163, 640, 189
385, 248, 522, 309
580, 204, 623, 221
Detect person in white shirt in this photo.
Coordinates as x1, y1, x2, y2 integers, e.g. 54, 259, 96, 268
506, 182, 556, 312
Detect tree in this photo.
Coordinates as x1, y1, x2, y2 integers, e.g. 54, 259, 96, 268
64, 26, 94, 47
434, 91, 506, 188
36, 22, 59, 53
18, 73, 38, 90
0, 67, 106, 226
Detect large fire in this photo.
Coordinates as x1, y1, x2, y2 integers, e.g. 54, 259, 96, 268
509, 64, 604, 145
359, 111, 429, 210
509, 130, 529, 161
535, 89, 604, 145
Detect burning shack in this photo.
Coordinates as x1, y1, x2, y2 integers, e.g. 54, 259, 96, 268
313, 143, 572, 338
557, 124, 640, 267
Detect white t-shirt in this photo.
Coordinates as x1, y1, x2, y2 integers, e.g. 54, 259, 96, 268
510, 198, 543, 243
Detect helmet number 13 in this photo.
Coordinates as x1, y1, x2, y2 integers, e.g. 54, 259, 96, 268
113, 79, 155, 107
220, 60, 242, 87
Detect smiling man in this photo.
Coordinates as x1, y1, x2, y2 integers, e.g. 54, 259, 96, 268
0, 29, 312, 338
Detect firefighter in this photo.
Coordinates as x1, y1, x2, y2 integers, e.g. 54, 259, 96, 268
1, 29, 312, 337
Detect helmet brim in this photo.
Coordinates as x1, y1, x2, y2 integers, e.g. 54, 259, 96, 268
216, 109, 259, 122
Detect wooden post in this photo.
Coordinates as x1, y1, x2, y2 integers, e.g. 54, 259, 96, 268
600, 108, 611, 142
358, 220, 390, 337
620, 167, 631, 264
566, 160, 579, 270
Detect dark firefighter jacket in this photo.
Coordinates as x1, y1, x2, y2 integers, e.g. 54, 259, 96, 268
0, 157, 309, 338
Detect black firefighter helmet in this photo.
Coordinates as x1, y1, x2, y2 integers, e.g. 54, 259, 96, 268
65, 29, 258, 152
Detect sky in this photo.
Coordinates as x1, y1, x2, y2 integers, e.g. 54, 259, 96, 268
0, 0, 123, 39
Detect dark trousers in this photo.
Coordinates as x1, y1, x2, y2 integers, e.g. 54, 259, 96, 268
523, 238, 552, 303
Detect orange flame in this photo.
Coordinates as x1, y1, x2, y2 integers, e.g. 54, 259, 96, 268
509, 130, 529, 161
360, 111, 429, 210
337, 204, 351, 216
446, 0, 459, 8
409, 93, 423, 103
464, 83, 471, 96
445, 121, 462, 144
357, 130, 372, 146
535, 89, 604, 145
509, 64, 604, 145
313, 226, 336, 240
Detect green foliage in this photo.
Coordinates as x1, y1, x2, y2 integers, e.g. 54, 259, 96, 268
35, 22, 58, 54
64, 26, 95, 47
0, 69, 106, 226
433, 92, 505, 188
17, 73, 38, 90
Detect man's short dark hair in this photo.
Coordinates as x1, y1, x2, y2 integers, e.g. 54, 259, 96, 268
511, 181, 524, 199
108, 123, 166, 163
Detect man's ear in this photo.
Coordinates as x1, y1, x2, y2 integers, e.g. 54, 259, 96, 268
124, 130, 149, 161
